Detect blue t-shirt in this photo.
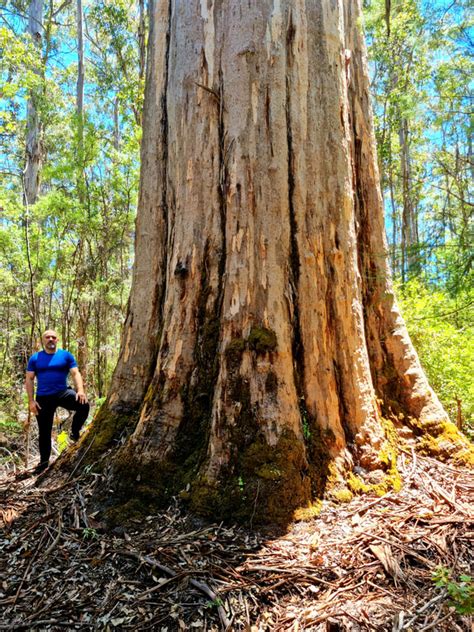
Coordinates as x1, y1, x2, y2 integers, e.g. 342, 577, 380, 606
27, 349, 78, 396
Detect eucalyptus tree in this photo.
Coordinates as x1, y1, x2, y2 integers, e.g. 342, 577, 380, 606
23, 0, 43, 206
365, 0, 428, 280
80, 0, 468, 527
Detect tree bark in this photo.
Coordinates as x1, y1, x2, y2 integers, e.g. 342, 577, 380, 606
138, 0, 147, 86
76, 0, 85, 166
24, 0, 44, 206
399, 118, 419, 280
86, 0, 453, 526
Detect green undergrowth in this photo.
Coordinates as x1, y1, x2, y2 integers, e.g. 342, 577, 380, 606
398, 280, 473, 438
432, 566, 474, 615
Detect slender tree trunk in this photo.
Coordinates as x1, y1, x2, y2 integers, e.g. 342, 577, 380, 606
84, 0, 455, 526
76, 0, 85, 163
138, 0, 147, 86
24, 0, 44, 206
113, 94, 120, 150
75, 0, 90, 383
399, 119, 419, 280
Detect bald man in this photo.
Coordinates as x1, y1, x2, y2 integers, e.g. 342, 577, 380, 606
25, 330, 89, 473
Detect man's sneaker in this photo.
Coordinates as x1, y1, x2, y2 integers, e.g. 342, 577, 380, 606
33, 462, 49, 475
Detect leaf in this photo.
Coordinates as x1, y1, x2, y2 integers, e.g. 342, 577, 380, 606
369, 544, 404, 581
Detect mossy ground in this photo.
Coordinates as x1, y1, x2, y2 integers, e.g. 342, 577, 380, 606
415, 420, 474, 466
327, 417, 403, 503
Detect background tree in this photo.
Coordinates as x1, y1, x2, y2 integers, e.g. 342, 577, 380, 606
0, 0, 145, 426
83, 0, 469, 527
365, 0, 473, 427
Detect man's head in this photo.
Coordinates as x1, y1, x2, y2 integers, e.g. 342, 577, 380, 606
42, 329, 58, 353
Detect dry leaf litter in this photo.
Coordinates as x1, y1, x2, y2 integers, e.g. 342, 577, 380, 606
1, 447, 472, 631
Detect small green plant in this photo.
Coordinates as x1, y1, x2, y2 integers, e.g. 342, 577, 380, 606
57, 430, 69, 454
300, 399, 311, 440
82, 527, 99, 541
205, 598, 223, 609
432, 566, 474, 614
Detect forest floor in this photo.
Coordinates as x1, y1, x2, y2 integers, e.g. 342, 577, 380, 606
0, 446, 472, 631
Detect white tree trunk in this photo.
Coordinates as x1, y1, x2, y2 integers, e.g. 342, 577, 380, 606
24, 0, 44, 206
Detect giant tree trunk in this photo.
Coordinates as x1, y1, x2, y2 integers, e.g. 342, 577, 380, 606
86, 0, 454, 525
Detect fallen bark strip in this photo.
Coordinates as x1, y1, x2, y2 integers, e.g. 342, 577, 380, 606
418, 517, 473, 525
367, 532, 436, 568
239, 564, 337, 588
115, 548, 232, 630
0, 621, 92, 630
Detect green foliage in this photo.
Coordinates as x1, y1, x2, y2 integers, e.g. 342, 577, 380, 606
57, 430, 69, 454
398, 279, 473, 434
82, 527, 99, 541
0, 0, 145, 417
364, 0, 472, 288
432, 566, 474, 614
205, 598, 224, 610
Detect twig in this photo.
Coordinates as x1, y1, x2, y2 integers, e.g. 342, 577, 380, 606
24, 412, 31, 467
0, 621, 92, 629
418, 610, 456, 631
249, 480, 260, 530
116, 549, 232, 630
345, 492, 393, 517
43, 512, 63, 557
76, 487, 89, 528
402, 591, 447, 629
240, 565, 335, 587
137, 573, 185, 601
68, 436, 95, 480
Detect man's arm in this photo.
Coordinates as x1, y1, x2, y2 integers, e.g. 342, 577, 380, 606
70, 367, 88, 404
25, 371, 41, 414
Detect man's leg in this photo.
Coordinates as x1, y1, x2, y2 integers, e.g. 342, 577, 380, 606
35, 396, 56, 468
56, 388, 90, 439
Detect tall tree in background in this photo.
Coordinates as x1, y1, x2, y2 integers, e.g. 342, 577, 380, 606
366, 0, 426, 280
23, 0, 43, 206
75, 0, 90, 384
84, 0, 464, 526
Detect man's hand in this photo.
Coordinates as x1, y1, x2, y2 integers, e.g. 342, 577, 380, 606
75, 391, 88, 405
29, 400, 41, 415
70, 368, 88, 405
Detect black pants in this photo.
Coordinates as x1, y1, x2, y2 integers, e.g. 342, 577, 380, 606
35, 388, 90, 465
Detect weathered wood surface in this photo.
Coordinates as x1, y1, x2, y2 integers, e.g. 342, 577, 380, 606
92, 0, 450, 523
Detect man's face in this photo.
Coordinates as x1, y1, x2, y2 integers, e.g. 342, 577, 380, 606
42, 330, 58, 353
